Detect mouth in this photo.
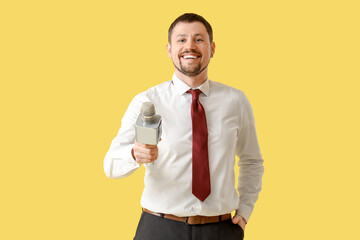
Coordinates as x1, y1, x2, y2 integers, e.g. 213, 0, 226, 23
180, 53, 201, 61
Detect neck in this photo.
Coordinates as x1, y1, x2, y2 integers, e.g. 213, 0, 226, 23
174, 69, 208, 88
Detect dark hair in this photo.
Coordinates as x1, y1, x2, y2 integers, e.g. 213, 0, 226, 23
168, 13, 213, 43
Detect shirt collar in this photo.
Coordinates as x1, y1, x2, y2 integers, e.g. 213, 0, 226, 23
172, 73, 210, 96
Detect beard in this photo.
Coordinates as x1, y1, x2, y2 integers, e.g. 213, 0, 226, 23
173, 51, 209, 77
173, 59, 208, 77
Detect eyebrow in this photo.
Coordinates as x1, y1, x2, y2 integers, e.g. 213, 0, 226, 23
175, 33, 205, 38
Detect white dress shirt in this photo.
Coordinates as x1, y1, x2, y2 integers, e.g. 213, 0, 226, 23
104, 74, 264, 222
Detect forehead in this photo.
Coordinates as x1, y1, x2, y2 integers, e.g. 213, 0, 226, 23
171, 22, 209, 39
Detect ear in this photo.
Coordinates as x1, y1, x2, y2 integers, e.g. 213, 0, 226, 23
166, 43, 172, 58
210, 41, 216, 58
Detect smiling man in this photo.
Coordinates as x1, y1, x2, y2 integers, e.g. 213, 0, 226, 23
167, 21, 215, 82
104, 13, 264, 240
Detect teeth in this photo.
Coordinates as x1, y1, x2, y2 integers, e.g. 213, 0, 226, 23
183, 55, 197, 59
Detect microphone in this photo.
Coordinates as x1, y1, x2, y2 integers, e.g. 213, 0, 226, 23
135, 102, 162, 146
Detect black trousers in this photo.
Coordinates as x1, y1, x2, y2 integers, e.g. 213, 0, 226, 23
134, 212, 244, 240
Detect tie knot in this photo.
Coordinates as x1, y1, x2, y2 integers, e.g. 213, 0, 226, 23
187, 89, 202, 100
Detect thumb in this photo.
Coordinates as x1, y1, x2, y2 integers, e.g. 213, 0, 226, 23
232, 215, 241, 224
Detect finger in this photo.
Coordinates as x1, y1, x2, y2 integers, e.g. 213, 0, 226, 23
136, 158, 152, 164
134, 150, 159, 160
232, 216, 240, 224
134, 139, 157, 148
135, 145, 157, 155
134, 152, 153, 162
134, 146, 158, 155
135, 153, 158, 161
134, 141, 157, 149
136, 154, 158, 164
134, 152, 150, 160
232, 216, 246, 231
141, 144, 157, 149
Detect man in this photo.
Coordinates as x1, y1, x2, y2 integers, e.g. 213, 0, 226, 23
104, 13, 264, 240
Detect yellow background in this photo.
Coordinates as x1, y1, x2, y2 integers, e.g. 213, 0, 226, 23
1, 0, 359, 239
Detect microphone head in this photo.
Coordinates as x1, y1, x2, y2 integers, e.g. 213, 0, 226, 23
140, 102, 156, 123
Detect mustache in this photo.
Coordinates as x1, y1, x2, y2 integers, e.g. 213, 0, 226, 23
179, 50, 201, 56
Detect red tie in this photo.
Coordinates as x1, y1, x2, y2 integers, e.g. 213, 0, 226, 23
187, 89, 211, 202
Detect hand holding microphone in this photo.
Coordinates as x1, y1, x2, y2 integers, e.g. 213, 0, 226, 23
132, 139, 159, 164
132, 102, 162, 165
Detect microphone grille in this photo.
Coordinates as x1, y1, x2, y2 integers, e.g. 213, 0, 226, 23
141, 102, 156, 122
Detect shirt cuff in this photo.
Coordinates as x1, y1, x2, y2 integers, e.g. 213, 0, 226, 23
108, 144, 140, 178
235, 204, 253, 223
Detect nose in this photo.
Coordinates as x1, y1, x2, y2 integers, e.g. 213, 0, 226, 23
184, 39, 196, 50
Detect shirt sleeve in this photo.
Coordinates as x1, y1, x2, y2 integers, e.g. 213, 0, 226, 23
103, 94, 145, 179
235, 93, 264, 223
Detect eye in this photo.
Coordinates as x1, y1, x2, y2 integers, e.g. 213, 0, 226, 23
178, 39, 185, 43
196, 38, 203, 42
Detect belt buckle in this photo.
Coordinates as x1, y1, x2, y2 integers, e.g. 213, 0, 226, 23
184, 217, 190, 225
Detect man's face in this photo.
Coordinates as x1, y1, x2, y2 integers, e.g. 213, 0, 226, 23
166, 22, 215, 77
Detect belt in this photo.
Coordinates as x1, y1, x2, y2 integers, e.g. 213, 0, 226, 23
143, 208, 232, 225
